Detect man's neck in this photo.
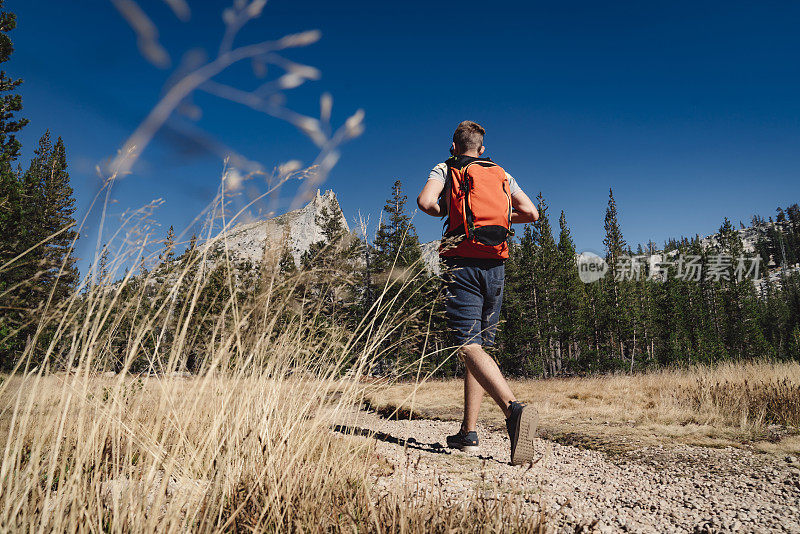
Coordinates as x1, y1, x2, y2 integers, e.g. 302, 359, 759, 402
455, 150, 481, 158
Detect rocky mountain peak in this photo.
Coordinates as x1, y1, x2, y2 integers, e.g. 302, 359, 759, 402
218, 189, 349, 266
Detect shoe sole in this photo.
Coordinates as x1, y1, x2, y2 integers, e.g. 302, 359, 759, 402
511, 406, 538, 465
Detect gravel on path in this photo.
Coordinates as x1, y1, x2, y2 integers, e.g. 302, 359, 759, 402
337, 409, 800, 533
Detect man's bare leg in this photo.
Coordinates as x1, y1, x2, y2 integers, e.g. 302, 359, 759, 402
460, 343, 515, 419
462, 364, 484, 432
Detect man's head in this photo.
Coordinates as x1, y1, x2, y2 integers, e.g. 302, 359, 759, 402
451, 120, 485, 157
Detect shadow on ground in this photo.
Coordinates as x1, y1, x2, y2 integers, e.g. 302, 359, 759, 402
332, 424, 508, 465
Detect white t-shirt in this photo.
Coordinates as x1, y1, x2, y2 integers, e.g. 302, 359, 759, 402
427, 162, 523, 196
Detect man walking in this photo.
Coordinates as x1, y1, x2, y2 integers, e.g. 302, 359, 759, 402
416, 120, 540, 465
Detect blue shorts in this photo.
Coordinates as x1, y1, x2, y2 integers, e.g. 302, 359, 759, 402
441, 257, 505, 347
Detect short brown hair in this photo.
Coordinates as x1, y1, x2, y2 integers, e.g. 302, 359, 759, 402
453, 120, 485, 152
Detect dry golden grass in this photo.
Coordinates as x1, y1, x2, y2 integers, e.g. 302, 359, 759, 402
366, 360, 800, 455
0, 371, 547, 532
0, 373, 369, 530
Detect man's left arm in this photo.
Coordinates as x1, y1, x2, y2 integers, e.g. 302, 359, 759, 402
511, 190, 539, 223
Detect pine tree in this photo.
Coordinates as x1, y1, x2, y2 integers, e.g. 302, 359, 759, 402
369, 180, 431, 374
373, 180, 422, 271
278, 243, 297, 274
160, 225, 176, 264
499, 222, 541, 376
359, 233, 375, 315
600, 188, 631, 368
496, 236, 520, 373
782, 272, 800, 358
3, 132, 54, 343
188, 259, 234, 371
19, 131, 52, 263
318, 205, 347, 244
555, 210, 585, 371
40, 137, 78, 301
0, 2, 26, 256
499, 229, 529, 375
0, 3, 28, 365
301, 206, 357, 273
171, 233, 203, 372
628, 252, 653, 371
531, 193, 561, 376
690, 236, 726, 363
581, 270, 604, 371
0, 2, 25, 174
21, 133, 78, 304
186, 233, 197, 256
298, 203, 361, 334
0, 128, 78, 366
758, 269, 787, 358
603, 189, 627, 265
98, 245, 110, 285
715, 218, 768, 359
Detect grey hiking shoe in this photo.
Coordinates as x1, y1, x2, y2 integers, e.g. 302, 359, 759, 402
446, 428, 479, 453
506, 401, 538, 465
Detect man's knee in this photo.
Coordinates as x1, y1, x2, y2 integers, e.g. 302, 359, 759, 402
459, 343, 483, 363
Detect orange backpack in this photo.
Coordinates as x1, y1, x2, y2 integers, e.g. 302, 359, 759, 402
440, 155, 514, 259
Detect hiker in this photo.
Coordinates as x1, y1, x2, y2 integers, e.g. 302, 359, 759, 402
416, 120, 540, 465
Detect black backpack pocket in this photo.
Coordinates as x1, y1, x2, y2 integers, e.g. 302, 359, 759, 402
472, 225, 511, 246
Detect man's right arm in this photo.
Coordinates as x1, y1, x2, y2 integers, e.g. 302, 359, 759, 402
417, 179, 445, 216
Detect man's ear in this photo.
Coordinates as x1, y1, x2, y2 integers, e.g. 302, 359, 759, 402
478, 145, 485, 156
450, 142, 456, 155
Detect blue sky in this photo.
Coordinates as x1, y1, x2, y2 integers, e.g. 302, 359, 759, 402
9, 0, 800, 272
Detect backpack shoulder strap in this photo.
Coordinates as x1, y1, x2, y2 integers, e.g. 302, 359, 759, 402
439, 158, 456, 235
443, 156, 456, 191
469, 157, 496, 167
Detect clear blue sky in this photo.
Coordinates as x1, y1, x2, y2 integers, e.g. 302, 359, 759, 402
9, 0, 800, 272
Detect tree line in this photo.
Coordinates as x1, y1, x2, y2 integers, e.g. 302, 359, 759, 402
0, 3, 78, 368
498, 191, 800, 376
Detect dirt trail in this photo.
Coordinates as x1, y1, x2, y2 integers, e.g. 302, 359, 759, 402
337, 409, 800, 533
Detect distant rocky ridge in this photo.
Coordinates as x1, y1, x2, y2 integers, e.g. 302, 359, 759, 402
699, 224, 760, 254
213, 189, 349, 267
212, 189, 444, 273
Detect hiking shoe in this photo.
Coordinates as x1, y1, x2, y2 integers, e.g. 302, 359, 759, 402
446, 428, 479, 452
506, 401, 538, 465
